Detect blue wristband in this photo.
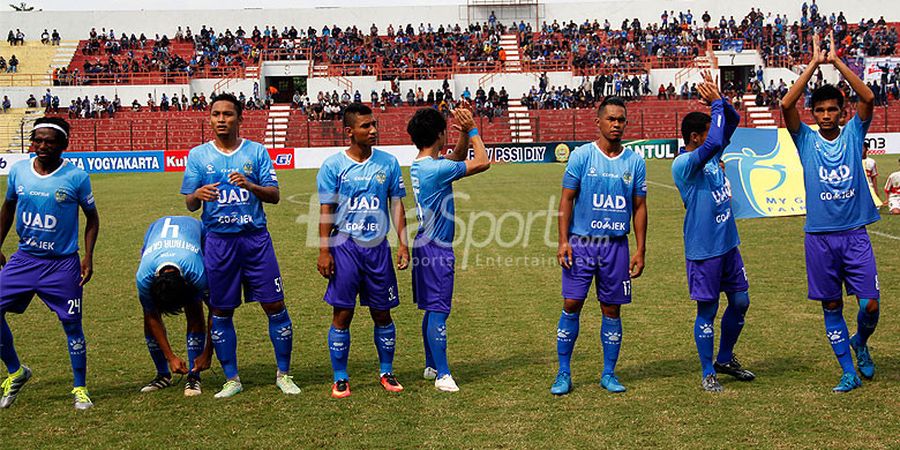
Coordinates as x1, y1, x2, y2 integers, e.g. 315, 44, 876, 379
468, 128, 479, 138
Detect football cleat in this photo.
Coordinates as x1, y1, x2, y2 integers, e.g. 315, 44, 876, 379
0, 365, 32, 409
214, 379, 243, 399
140, 374, 172, 393
183, 375, 202, 397
600, 374, 627, 393
276, 374, 301, 395
832, 373, 862, 393
849, 334, 876, 380
380, 373, 404, 393
331, 379, 351, 399
423, 367, 437, 380
434, 374, 459, 392
550, 372, 572, 395
701, 374, 723, 393
714, 356, 756, 381
72, 386, 93, 410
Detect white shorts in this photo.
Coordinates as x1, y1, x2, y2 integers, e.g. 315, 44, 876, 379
890, 195, 900, 211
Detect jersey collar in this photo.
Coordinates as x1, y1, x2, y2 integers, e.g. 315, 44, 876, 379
210, 138, 246, 157
593, 141, 625, 160
343, 148, 374, 165
30, 158, 67, 179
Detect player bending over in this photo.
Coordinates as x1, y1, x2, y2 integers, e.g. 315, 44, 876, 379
551, 97, 648, 395
781, 32, 881, 392
407, 107, 490, 392
181, 93, 299, 398
0, 117, 99, 410
136, 216, 213, 396
673, 72, 754, 392
317, 103, 410, 398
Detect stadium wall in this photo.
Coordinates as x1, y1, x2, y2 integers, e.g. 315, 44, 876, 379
0, 0, 896, 39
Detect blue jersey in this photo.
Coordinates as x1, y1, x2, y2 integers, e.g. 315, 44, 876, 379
179, 139, 277, 234
672, 99, 741, 260
136, 216, 207, 311
5, 159, 95, 257
790, 115, 880, 233
562, 143, 647, 237
317, 149, 406, 242
410, 156, 467, 246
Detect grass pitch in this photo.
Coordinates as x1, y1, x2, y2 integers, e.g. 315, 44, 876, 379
1, 156, 898, 449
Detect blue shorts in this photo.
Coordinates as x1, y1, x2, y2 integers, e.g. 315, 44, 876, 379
0, 251, 83, 322
685, 247, 749, 302
323, 235, 400, 311
804, 228, 880, 301
561, 235, 632, 305
203, 229, 284, 310
411, 236, 455, 314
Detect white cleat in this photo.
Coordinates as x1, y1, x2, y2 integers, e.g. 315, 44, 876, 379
276, 374, 301, 395
423, 367, 437, 380
214, 379, 243, 399
434, 374, 459, 392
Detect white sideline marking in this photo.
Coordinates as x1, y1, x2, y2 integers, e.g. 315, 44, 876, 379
869, 230, 900, 241
647, 180, 678, 191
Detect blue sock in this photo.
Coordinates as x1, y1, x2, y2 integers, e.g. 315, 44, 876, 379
556, 310, 580, 375
145, 335, 171, 377
426, 312, 450, 377
823, 307, 855, 375
62, 321, 87, 387
694, 301, 719, 378
266, 308, 293, 375
328, 326, 350, 382
856, 299, 879, 346
422, 312, 435, 369
186, 331, 205, 378
211, 315, 239, 380
601, 315, 623, 376
374, 322, 396, 376
0, 314, 21, 374
717, 291, 749, 364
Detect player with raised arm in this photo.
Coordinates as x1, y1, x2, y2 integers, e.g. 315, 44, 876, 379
407, 107, 490, 392
551, 97, 648, 395
884, 158, 900, 214
317, 103, 410, 398
673, 72, 753, 392
781, 32, 881, 392
135, 216, 213, 396
181, 93, 298, 398
0, 117, 99, 410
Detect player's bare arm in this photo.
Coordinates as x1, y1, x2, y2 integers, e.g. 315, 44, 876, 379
185, 182, 220, 211
317, 203, 336, 278
630, 195, 647, 278
0, 198, 15, 266
392, 198, 409, 270
825, 31, 875, 122
144, 311, 189, 374
445, 107, 471, 162
81, 206, 99, 286
557, 188, 576, 269
781, 33, 825, 133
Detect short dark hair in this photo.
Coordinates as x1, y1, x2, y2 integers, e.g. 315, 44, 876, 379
30, 116, 70, 149
810, 84, 844, 110
681, 111, 712, 144
210, 92, 243, 116
597, 96, 627, 116
407, 108, 447, 149
149, 267, 195, 316
343, 102, 373, 127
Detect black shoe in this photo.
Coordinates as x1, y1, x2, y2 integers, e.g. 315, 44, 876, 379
714, 356, 755, 381
140, 374, 172, 393
701, 374, 723, 392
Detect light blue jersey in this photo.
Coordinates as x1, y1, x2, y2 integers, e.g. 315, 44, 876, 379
5, 159, 95, 257
562, 142, 647, 237
790, 115, 880, 233
672, 99, 742, 260
179, 139, 277, 234
136, 216, 207, 311
410, 156, 467, 245
317, 149, 406, 242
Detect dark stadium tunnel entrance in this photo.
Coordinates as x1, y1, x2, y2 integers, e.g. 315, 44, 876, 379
266, 76, 307, 104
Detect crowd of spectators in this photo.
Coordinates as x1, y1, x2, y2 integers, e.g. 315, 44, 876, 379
522, 72, 649, 109
6, 29, 25, 46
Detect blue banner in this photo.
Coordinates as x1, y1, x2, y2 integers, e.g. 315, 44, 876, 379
63, 151, 165, 174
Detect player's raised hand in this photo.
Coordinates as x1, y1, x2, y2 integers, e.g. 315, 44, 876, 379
396, 245, 410, 270
194, 182, 220, 202
168, 355, 189, 375
452, 107, 475, 133
317, 249, 335, 278
228, 172, 250, 189
629, 251, 645, 278
811, 33, 825, 65
79, 254, 93, 286
826, 30, 838, 64
557, 240, 573, 269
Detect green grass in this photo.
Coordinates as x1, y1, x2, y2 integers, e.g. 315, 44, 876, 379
1, 155, 898, 449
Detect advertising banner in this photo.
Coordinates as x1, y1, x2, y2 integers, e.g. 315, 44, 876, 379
863, 133, 900, 155
0, 153, 31, 176
452, 139, 679, 164
63, 151, 165, 174
163, 148, 298, 172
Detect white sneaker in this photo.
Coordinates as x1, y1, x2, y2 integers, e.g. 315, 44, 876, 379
214, 379, 243, 399
276, 374, 301, 395
423, 367, 437, 380
184, 376, 202, 397
434, 374, 459, 392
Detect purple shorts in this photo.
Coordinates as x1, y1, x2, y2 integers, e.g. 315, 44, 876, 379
0, 251, 83, 322
324, 236, 400, 311
561, 235, 632, 305
805, 228, 880, 301
686, 247, 749, 302
203, 229, 284, 310
411, 237, 455, 313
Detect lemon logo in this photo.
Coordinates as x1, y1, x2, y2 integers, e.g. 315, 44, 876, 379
554, 143, 570, 162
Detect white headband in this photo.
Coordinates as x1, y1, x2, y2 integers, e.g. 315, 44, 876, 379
32, 123, 68, 138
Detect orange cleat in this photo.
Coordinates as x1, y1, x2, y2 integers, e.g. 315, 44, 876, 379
331, 379, 351, 399
379, 373, 404, 393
